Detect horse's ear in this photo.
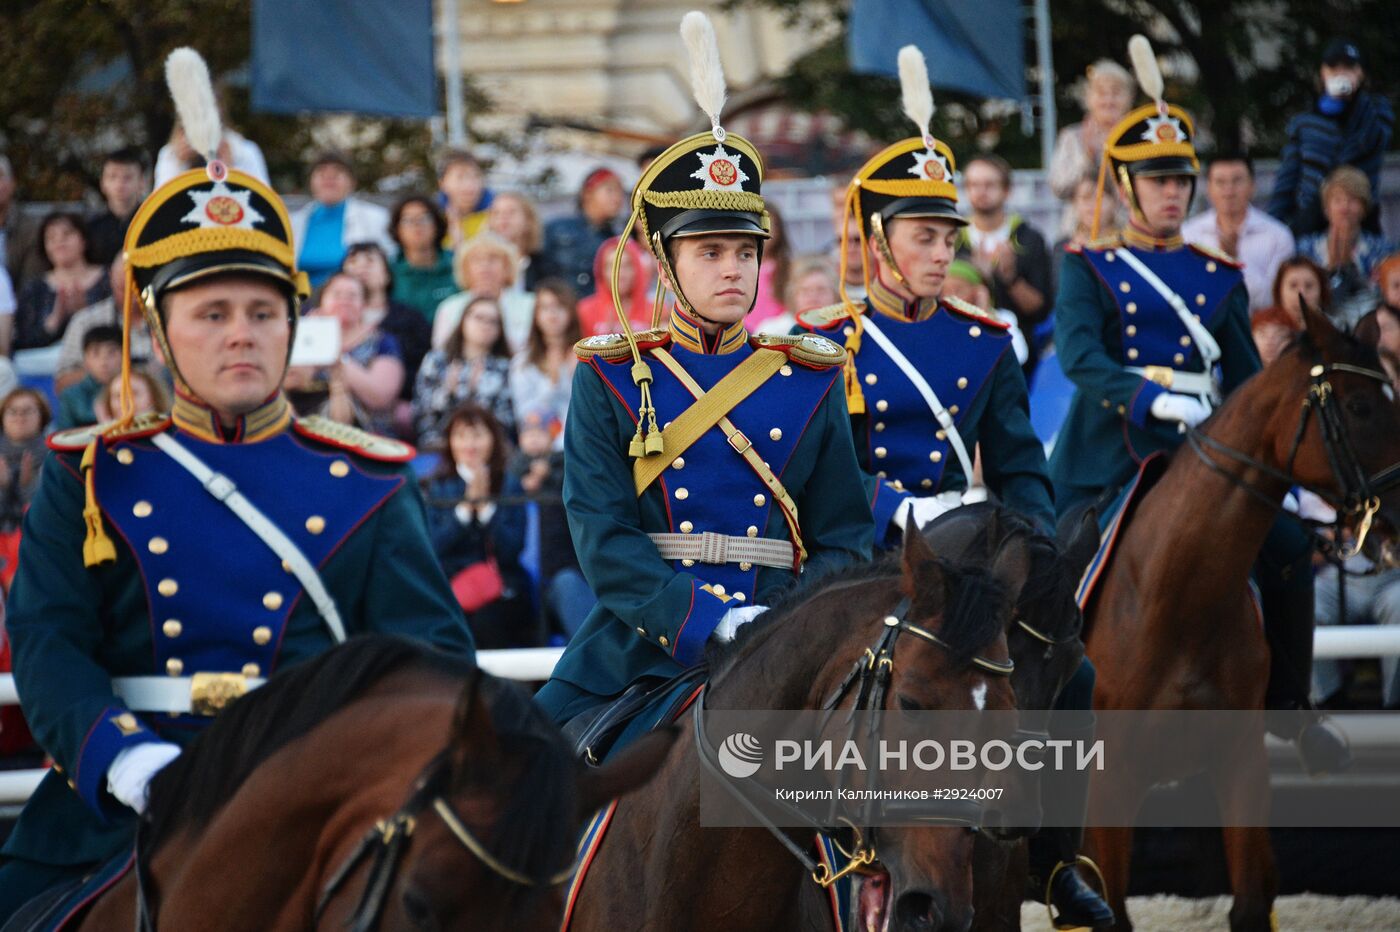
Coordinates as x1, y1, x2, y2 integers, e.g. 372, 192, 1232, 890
1298, 295, 1337, 354
576, 726, 678, 816
901, 515, 946, 614
988, 534, 1030, 600
1059, 507, 1100, 581
450, 668, 501, 784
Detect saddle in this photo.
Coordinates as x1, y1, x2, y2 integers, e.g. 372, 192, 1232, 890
561, 666, 708, 765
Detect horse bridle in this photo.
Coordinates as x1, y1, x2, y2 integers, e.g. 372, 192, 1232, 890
693, 596, 1015, 890
311, 751, 577, 932
1186, 358, 1400, 567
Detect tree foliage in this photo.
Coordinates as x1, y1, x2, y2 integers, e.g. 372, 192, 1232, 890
725, 0, 1400, 166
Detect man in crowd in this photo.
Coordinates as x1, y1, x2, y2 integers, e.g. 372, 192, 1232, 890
957, 153, 1054, 337
437, 148, 493, 246
1268, 38, 1394, 237
0, 154, 44, 293
1183, 153, 1295, 312
538, 167, 625, 295
86, 147, 148, 266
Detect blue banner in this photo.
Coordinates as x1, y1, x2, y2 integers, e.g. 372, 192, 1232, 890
251, 0, 436, 117
849, 0, 1026, 101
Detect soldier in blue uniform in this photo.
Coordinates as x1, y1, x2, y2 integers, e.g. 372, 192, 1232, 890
795, 50, 1054, 545
1049, 38, 1347, 780
535, 13, 873, 748
795, 47, 1109, 929
0, 51, 472, 923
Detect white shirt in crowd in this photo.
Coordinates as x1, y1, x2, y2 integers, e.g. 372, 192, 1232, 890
0, 267, 14, 317
288, 197, 396, 260
153, 131, 270, 187
1181, 206, 1295, 313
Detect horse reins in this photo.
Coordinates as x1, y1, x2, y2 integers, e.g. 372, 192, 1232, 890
693, 596, 1014, 889
310, 751, 577, 932
1185, 358, 1400, 569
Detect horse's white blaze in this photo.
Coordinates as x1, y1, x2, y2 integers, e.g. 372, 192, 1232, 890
972, 681, 987, 711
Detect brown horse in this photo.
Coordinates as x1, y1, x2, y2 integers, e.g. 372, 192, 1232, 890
66, 637, 672, 931
566, 523, 1030, 932
1082, 307, 1400, 930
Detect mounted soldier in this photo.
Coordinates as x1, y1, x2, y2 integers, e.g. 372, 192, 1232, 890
0, 50, 472, 923
1049, 37, 1349, 775
535, 13, 873, 753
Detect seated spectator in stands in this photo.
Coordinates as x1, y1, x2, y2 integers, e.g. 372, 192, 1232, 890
154, 116, 269, 187
1052, 176, 1122, 280
343, 242, 432, 409
1272, 255, 1334, 328
957, 153, 1053, 331
432, 232, 535, 352
388, 194, 457, 322
14, 211, 110, 350
1296, 166, 1395, 325
748, 202, 790, 331
54, 325, 122, 430
1249, 306, 1302, 368
290, 151, 393, 288
1, 153, 45, 293
488, 191, 546, 293
425, 404, 532, 649
54, 255, 157, 393
1048, 59, 1135, 210
1269, 38, 1393, 237
1181, 153, 1295, 312
538, 167, 625, 294
508, 408, 595, 641
415, 296, 516, 445
1354, 284, 1400, 385
284, 272, 404, 436
577, 236, 652, 337
760, 257, 840, 336
829, 178, 867, 304
438, 149, 493, 248
509, 279, 580, 432
85, 147, 147, 266
91, 368, 169, 424
0, 267, 13, 357
0, 388, 50, 532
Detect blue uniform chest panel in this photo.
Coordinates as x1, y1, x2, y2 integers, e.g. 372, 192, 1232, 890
591, 345, 837, 599
92, 430, 403, 677
1080, 247, 1242, 371
854, 308, 1009, 490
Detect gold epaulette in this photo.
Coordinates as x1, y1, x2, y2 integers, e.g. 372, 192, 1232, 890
795, 302, 855, 331
1187, 241, 1244, 270
749, 332, 847, 369
293, 415, 416, 463
47, 412, 172, 452
573, 329, 671, 362
942, 295, 1011, 331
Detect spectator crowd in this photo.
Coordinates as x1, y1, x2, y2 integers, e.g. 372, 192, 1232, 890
0, 37, 1395, 683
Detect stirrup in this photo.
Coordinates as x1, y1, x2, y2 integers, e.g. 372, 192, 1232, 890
1044, 855, 1110, 931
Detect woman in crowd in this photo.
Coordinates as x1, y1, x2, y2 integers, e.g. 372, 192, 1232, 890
1249, 306, 1303, 368
754, 257, 839, 335
343, 242, 433, 412
509, 279, 580, 432
576, 235, 652, 336
388, 195, 458, 323
1272, 255, 1334, 328
414, 295, 516, 445
285, 272, 404, 435
1357, 254, 1400, 382
1296, 166, 1395, 325
1048, 60, 1135, 217
748, 202, 790, 331
432, 232, 535, 353
14, 212, 110, 350
0, 388, 49, 590
1054, 176, 1122, 256
488, 191, 546, 293
425, 404, 533, 649
92, 369, 170, 424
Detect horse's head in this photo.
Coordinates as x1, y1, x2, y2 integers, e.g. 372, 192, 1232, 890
855, 522, 1025, 932
1269, 304, 1400, 566
382, 670, 674, 931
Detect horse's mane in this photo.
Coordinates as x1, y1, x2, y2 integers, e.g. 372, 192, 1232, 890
707, 548, 1010, 677
145, 636, 474, 849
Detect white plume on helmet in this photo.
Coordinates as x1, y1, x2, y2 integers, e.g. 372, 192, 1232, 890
897, 44, 938, 149
681, 11, 728, 140
164, 47, 222, 164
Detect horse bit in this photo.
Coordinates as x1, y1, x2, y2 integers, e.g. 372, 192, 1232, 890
1187, 357, 1400, 566
694, 596, 1015, 890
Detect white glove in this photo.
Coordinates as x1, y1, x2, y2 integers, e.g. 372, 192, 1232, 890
107, 741, 181, 814
1149, 393, 1211, 428
891, 494, 958, 532
711, 605, 769, 643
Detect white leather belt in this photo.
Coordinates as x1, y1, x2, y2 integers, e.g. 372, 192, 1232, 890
648, 531, 797, 569
113, 673, 266, 716
1126, 365, 1218, 398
